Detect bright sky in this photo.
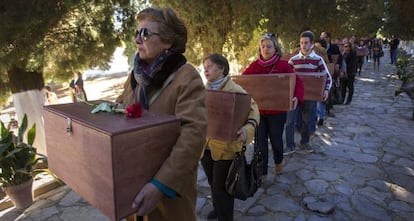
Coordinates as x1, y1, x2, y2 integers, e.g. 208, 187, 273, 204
84, 47, 130, 78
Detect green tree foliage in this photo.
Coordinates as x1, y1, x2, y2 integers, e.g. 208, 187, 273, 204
141, 0, 264, 65
1, 0, 412, 109
0, 0, 136, 107
263, 0, 385, 50
136, 0, 388, 72
383, 0, 414, 40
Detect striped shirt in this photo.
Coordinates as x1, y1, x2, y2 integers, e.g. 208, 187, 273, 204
288, 50, 332, 91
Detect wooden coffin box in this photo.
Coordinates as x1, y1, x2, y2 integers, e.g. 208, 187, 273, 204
43, 102, 180, 221
356, 47, 368, 56
232, 74, 296, 111
206, 90, 251, 142
296, 72, 327, 101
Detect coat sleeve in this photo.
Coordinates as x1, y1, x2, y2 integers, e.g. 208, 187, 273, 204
241, 97, 259, 145
153, 66, 207, 196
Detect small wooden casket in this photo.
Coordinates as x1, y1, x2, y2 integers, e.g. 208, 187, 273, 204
232, 74, 296, 111
356, 47, 369, 56
206, 90, 250, 142
43, 102, 180, 221
296, 72, 327, 101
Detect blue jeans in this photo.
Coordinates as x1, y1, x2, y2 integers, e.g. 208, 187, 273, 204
285, 108, 298, 150
317, 101, 326, 121
257, 113, 287, 175
299, 101, 317, 144
296, 102, 317, 133
390, 48, 398, 64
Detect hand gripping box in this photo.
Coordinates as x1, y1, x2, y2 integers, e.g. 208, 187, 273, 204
43, 102, 180, 221
206, 90, 251, 142
296, 72, 327, 101
232, 74, 296, 111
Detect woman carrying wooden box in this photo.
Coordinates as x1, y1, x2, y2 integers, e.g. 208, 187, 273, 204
242, 33, 304, 176
201, 53, 259, 221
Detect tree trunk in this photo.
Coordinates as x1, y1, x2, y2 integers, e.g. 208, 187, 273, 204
7, 66, 44, 93
7, 66, 47, 155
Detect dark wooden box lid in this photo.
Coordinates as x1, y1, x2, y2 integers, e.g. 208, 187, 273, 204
232, 73, 296, 110
43, 101, 180, 136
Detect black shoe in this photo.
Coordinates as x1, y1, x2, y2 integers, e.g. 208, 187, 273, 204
207, 210, 217, 219
317, 119, 324, 126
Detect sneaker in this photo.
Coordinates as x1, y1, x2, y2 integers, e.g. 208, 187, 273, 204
299, 143, 314, 153
283, 148, 296, 156
207, 210, 217, 219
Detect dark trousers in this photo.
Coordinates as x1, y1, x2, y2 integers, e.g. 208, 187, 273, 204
257, 113, 287, 175
390, 48, 398, 64
201, 149, 234, 221
341, 74, 355, 103
299, 101, 316, 145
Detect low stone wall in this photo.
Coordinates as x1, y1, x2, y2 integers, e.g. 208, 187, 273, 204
400, 41, 414, 56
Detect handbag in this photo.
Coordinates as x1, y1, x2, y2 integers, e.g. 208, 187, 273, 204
225, 145, 262, 200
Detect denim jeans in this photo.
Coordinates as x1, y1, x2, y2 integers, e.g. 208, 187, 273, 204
390, 48, 398, 64
317, 101, 326, 121
285, 108, 298, 150
299, 101, 317, 144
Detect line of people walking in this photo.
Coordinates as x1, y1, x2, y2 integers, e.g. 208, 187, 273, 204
115, 6, 398, 221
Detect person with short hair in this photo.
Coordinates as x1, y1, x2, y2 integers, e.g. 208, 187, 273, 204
389, 35, 400, 65
288, 30, 332, 153
201, 53, 259, 221
69, 71, 87, 102
341, 42, 357, 105
119, 7, 207, 221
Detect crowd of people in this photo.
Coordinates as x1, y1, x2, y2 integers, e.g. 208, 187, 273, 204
59, 6, 397, 221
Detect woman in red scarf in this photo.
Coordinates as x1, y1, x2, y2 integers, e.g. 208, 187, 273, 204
242, 33, 304, 176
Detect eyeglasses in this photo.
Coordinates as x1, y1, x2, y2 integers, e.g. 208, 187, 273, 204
135, 28, 160, 42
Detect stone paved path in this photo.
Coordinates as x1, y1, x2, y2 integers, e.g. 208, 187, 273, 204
1, 49, 413, 221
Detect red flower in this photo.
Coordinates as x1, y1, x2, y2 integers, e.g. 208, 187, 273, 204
125, 103, 142, 118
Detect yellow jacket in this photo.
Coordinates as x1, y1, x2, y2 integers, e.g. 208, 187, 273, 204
205, 77, 260, 161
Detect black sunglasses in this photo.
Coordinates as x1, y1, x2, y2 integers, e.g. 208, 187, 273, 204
135, 28, 160, 41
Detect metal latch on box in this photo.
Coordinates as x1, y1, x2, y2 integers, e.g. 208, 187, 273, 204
66, 118, 73, 135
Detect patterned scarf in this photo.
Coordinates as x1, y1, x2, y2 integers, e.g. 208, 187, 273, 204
257, 54, 280, 67
132, 51, 187, 109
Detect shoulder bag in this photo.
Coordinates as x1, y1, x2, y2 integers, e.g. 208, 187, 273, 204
225, 145, 262, 200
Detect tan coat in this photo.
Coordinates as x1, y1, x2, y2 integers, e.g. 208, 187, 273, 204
118, 64, 207, 221
205, 77, 260, 160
